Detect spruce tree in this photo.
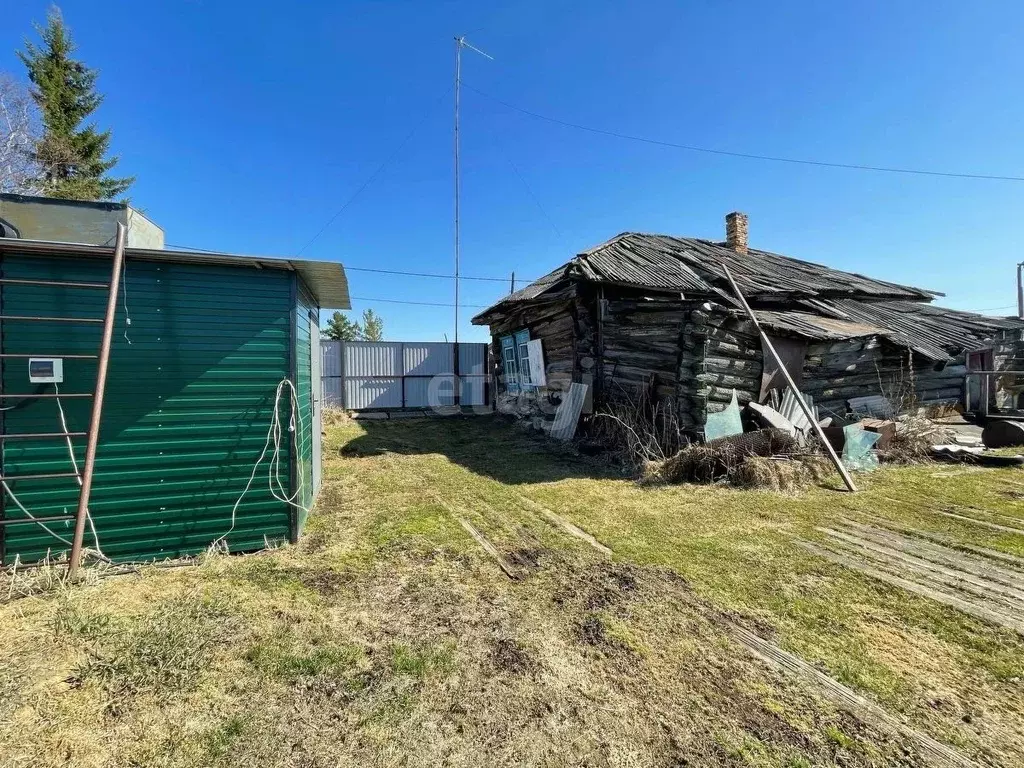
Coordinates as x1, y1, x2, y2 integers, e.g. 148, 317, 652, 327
323, 311, 362, 341
18, 7, 132, 200
360, 309, 384, 341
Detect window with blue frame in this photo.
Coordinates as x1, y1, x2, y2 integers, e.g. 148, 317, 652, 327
500, 334, 519, 393
515, 329, 532, 388
499, 328, 535, 393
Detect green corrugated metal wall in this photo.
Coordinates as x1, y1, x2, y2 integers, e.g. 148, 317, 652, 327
0, 251, 308, 564
294, 286, 314, 536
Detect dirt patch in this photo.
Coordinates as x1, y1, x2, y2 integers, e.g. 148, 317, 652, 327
554, 562, 644, 612
504, 547, 544, 570
489, 637, 538, 676
575, 614, 609, 646
298, 568, 352, 596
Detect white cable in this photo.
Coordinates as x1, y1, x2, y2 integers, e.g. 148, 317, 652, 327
1, 481, 74, 548
213, 378, 313, 549
121, 258, 132, 345
0, 390, 110, 562
54, 383, 107, 561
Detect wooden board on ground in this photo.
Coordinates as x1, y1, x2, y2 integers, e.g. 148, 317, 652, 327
729, 624, 980, 768
458, 517, 520, 580
510, 491, 613, 556
798, 540, 1024, 636
550, 382, 588, 441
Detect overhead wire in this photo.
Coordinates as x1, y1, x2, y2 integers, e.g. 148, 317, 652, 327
497, 145, 564, 243
964, 304, 1016, 312
350, 295, 489, 308
164, 251, 540, 285
296, 85, 454, 256
345, 265, 529, 282
463, 83, 1024, 183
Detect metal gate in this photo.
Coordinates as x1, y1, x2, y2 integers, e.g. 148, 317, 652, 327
321, 341, 490, 410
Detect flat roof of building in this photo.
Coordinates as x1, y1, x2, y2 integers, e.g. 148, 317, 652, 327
0, 237, 351, 309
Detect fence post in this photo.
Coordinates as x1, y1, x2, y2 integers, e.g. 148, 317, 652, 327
400, 342, 406, 408
339, 341, 346, 410
453, 341, 461, 409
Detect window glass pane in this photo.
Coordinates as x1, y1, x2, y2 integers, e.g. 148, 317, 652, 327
518, 341, 531, 385
513, 329, 532, 388
500, 335, 518, 390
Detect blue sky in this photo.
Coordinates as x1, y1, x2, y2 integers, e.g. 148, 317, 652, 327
3, 1, 1023, 342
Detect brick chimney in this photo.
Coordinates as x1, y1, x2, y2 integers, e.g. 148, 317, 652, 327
725, 211, 748, 254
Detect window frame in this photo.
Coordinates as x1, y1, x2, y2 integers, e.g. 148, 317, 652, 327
514, 329, 533, 389
499, 334, 519, 393
499, 328, 539, 393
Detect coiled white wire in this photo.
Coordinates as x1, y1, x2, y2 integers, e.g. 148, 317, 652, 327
2, 378, 310, 560
212, 378, 313, 550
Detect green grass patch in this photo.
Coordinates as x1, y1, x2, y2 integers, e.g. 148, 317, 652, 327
245, 640, 362, 682
72, 595, 234, 701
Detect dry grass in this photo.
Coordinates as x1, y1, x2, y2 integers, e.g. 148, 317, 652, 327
321, 405, 351, 428
1, 417, 1023, 766
879, 417, 951, 465
731, 455, 833, 492
654, 429, 826, 491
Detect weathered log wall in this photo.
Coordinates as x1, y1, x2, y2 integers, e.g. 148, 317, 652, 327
482, 293, 1024, 433
599, 297, 697, 427
685, 308, 977, 424
801, 336, 967, 417
685, 310, 763, 420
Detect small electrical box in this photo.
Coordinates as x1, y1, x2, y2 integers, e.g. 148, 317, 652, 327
28, 358, 63, 384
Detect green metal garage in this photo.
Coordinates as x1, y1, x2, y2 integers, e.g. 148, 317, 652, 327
0, 231, 349, 565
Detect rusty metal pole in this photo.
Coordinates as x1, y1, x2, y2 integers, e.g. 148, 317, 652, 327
721, 265, 858, 493
68, 222, 126, 577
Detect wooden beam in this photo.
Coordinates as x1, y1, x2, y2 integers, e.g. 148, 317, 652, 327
721, 265, 857, 493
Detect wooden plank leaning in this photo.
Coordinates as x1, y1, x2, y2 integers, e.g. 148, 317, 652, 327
720, 264, 857, 493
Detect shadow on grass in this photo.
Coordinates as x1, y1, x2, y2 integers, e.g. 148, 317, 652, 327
339, 415, 621, 485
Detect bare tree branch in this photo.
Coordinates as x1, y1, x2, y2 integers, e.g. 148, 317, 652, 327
0, 73, 42, 195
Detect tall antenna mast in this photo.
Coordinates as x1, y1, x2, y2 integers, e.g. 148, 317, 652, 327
453, 35, 492, 346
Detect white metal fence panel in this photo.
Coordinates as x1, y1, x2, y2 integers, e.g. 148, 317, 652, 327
460, 375, 486, 405
323, 376, 343, 407
404, 343, 453, 376
320, 340, 489, 410
458, 343, 488, 407
322, 340, 342, 377
459, 343, 487, 375
345, 342, 402, 377
344, 377, 403, 409
404, 375, 456, 407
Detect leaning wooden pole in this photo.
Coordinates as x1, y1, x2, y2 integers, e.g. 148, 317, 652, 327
68, 222, 126, 577
721, 264, 858, 493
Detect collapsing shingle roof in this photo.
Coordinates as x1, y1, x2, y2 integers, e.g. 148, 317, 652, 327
573, 233, 937, 300
473, 232, 938, 323
473, 230, 1023, 361
795, 300, 1021, 361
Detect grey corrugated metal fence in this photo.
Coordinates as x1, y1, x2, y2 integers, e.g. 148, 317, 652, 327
321, 341, 490, 410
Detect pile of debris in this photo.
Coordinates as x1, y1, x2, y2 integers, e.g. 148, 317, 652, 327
650, 387, 1017, 491
649, 388, 847, 491
653, 427, 832, 491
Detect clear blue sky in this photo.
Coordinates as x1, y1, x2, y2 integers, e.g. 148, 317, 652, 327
3, 1, 1024, 342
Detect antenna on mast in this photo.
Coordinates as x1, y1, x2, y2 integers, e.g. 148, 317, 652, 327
453, 35, 492, 350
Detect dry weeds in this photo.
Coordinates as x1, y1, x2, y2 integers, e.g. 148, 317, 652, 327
879, 417, 949, 465
1, 417, 1022, 766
